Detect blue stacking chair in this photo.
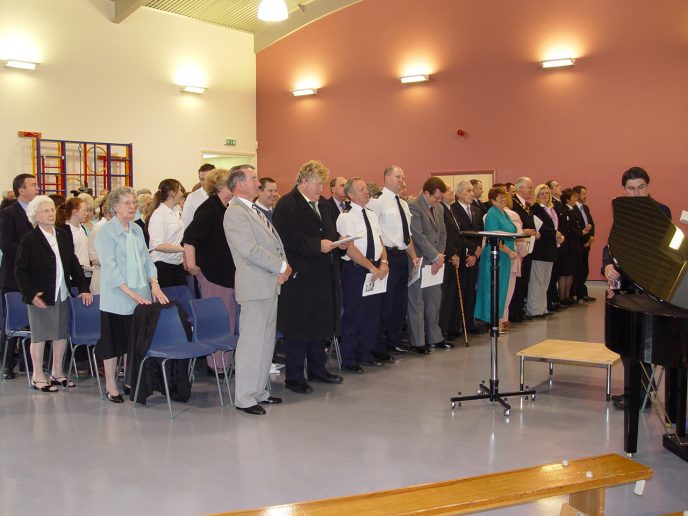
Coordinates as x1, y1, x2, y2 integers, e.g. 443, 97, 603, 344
189, 297, 239, 405
3, 292, 32, 387
132, 305, 224, 419
67, 295, 103, 398
161, 285, 194, 324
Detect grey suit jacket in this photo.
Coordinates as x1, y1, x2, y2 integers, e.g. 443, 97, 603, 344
224, 197, 286, 302
409, 195, 447, 262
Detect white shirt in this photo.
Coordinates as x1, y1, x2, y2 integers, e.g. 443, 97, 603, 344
575, 201, 589, 225
69, 222, 91, 276
458, 201, 473, 221
40, 227, 69, 303
366, 187, 412, 249
182, 187, 209, 228
148, 203, 184, 264
336, 203, 383, 261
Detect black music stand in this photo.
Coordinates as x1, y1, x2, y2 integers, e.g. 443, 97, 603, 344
451, 230, 536, 416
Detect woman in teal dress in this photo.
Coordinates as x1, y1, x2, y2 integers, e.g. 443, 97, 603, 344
474, 187, 519, 325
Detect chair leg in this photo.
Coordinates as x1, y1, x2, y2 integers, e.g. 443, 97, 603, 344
21, 338, 31, 389
86, 345, 95, 378
209, 355, 224, 407
67, 342, 78, 384
1, 336, 8, 382
331, 335, 342, 372
160, 358, 174, 419
92, 346, 103, 400
220, 352, 233, 406
133, 356, 150, 407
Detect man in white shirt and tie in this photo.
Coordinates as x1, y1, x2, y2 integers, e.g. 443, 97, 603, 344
367, 165, 420, 358
336, 178, 388, 372
573, 184, 596, 302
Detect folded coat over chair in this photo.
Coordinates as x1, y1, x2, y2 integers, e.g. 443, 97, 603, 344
127, 301, 192, 405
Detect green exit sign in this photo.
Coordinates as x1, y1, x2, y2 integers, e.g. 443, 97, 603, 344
225, 138, 237, 146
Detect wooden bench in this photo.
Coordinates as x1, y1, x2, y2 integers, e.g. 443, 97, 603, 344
213, 453, 652, 516
516, 339, 621, 401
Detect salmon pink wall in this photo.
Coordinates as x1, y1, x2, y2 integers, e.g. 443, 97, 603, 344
257, 0, 688, 278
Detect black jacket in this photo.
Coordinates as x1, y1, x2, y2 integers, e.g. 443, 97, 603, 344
530, 204, 558, 262
127, 302, 192, 404
511, 195, 536, 231
273, 187, 342, 340
450, 201, 483, 256
441, 202, 466, 264
182, 194, 236, 288
0, 202, 33, 290
15, 226, 89, 305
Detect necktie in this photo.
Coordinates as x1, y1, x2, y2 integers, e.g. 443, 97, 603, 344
252, 204, 277, 235
362, 209, 375, 260
308, 201, 321, 220
429, 206, 435, 222
339, 201, 345, 212
525, 201, 531, 212
466, 205, 472, 223
395, 195, 410, 246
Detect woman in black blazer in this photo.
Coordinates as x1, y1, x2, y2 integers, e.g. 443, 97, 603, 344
15, 195, 92, 392
559, 188, 592, 305
526, 184, 561, 317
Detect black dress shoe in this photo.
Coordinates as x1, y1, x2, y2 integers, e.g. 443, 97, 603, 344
611, 394, 624, 403
372, 351, 393, 362
430, 341, 453, 349
362, 359, 384, 367
344, 365, 365, 374
236, 404, 266, 415
583, 296, 597, 302
207, 366, 226, 379
260, 396, 282, 405
414, 346, 431, 355
3, 369, 16, 380
285, 381, 313, 394
123, 385, 131, 396
547, 303, 560, 312
309, 371, 344, 384
559, 298, 573, 306
388, 345, 410, 354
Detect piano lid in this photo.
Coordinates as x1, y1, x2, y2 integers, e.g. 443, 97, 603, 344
609, 196, 688, 309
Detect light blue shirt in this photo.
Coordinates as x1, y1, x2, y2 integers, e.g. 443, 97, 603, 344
95, 218, 157, 315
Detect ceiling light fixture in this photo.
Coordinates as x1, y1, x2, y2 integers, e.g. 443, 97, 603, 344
4, 59, 39, 70
180, 85, 206, 94
400, 74, 429, 84
540, 58, 575, 69
257, 0, 288, 22
291, 88, 318, 97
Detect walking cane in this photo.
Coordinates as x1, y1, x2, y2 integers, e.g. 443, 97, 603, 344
454, 263, 469, 347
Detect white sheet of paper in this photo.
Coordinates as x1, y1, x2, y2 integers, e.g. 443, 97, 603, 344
407, 257, 423, 286
333, 235, 361, 246
680, 210, 688, 224
533, 215, 543, 232
527, 236, 536, 254
362, 272, 388, 297
420, 263, 444, 288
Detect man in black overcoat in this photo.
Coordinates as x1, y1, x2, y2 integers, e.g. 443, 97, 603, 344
272, 160, 344, 394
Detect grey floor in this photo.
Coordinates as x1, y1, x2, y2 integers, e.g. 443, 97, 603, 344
0, 283, 686, 516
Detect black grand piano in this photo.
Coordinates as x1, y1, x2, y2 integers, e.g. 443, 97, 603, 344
605, 196, 688, 461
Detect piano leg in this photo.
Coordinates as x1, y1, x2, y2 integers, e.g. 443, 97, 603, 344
622, 357, 642, 455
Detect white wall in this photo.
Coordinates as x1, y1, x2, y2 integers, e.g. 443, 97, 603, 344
0, 0, 256, 192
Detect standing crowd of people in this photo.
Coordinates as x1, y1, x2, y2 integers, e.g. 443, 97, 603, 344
0, 163, 600, 415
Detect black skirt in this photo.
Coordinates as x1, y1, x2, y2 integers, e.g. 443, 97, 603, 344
95, 311, 132, 360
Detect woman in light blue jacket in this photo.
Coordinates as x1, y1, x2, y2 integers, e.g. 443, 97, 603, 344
95, 186, 168, 403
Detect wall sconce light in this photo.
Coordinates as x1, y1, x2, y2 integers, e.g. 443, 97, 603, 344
291, 88, 318, 97
257, 0, 288, 22
180, 85, 206, 94
4, 59, 39, 70
540, 58, 575, 69
400, 74, 429, 84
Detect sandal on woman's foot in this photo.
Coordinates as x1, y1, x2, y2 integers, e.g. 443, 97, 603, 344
32, 379, 58, 393
106, 391, 124, 404
50, 376, 76, 388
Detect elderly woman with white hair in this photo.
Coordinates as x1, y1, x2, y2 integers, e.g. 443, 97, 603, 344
94, 186, 168, 403
15, 195, 92, 392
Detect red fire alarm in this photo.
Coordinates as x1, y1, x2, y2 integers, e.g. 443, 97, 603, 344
456, 129, 466, 137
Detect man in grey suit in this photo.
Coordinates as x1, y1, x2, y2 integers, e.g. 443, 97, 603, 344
407, 177, 448, 354
224, 165, 292, 415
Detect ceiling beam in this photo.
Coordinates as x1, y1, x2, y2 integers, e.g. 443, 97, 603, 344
254, 0, 363, 53
113, 0, 148, 23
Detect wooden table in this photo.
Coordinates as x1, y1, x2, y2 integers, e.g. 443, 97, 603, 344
516, 339, 621, 401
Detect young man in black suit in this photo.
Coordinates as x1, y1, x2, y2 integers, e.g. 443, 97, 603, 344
573, 185, 596, 302
0, 173, 39, 378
